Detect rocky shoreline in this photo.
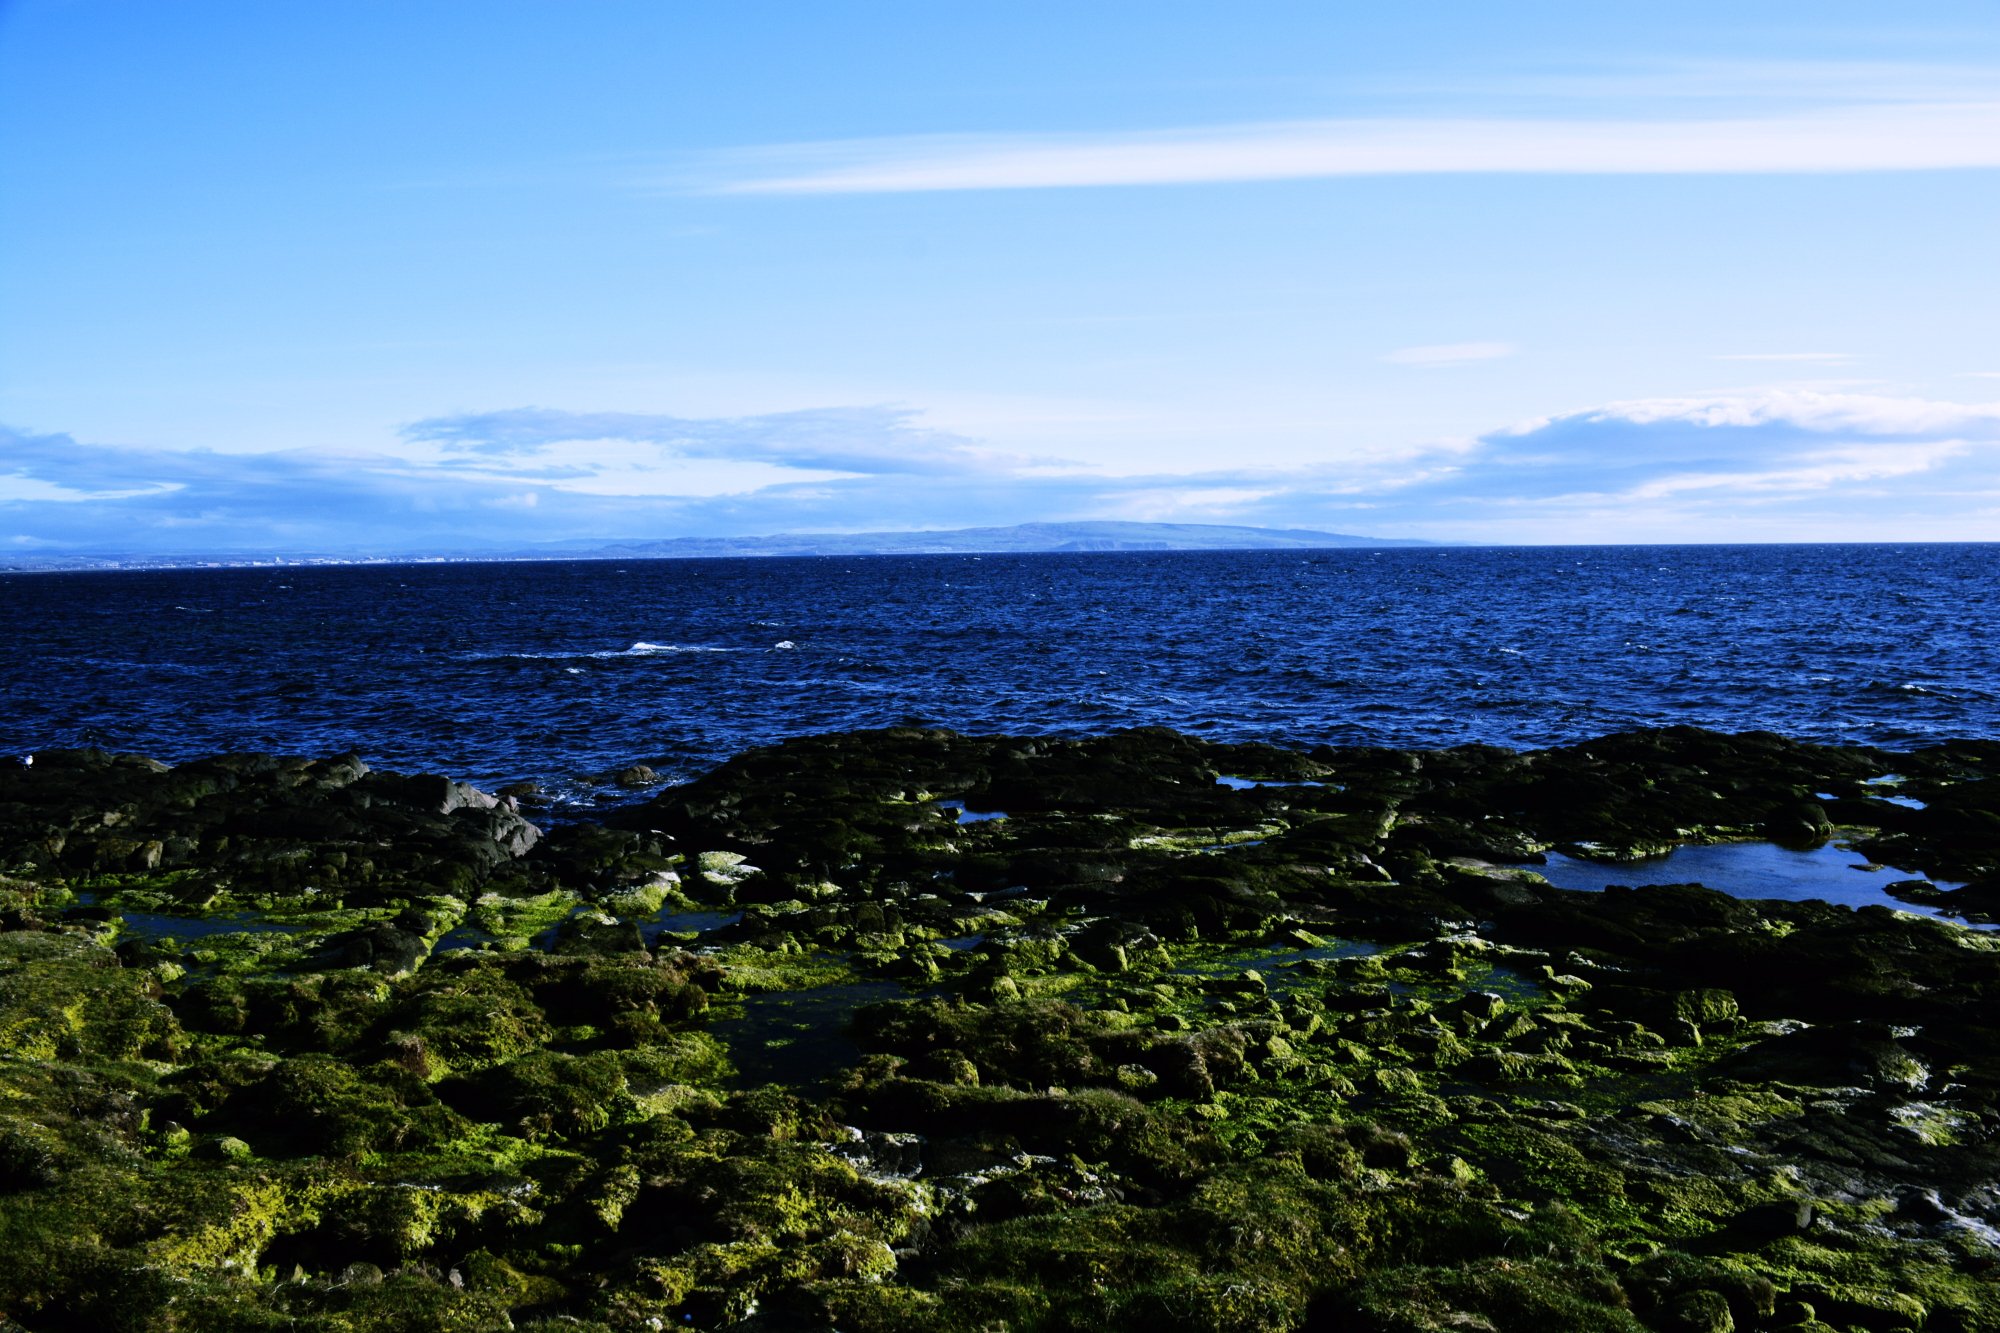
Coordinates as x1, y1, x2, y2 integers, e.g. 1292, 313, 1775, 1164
2, 726, 1998, 1331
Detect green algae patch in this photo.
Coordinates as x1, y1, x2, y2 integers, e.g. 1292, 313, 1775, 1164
389, 966, 552, 1074
463, 887, 581, 947
0, 930, 183, 1062
708, 943, 861, 993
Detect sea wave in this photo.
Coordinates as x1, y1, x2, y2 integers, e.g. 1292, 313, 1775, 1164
620, 641, 736, 656
471, 641, 740, 662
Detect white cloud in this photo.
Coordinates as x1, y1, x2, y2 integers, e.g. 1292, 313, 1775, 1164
699, 101, 2000, 195
1383, 341, 1518, 367
1104, 487, 1288, 522
1619, 441, 1970, 501
1712, 352, 1854, 364
0, 473, 184, 504
9, 388, 2000, 552
1507, 389, 2000, 439
402, 405, 1058, 477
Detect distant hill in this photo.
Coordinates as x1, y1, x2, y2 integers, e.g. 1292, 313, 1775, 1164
534, 521, 1437, 558
0, 522, 1438, 572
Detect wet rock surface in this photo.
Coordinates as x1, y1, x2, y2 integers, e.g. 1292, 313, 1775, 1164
1, 726, 1998, 1330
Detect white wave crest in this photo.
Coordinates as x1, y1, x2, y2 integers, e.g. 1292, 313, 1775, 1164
473, 641, 739, 662
615, 641, 735, 656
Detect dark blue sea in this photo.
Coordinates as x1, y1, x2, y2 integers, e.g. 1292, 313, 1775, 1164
5, 545, 1996, 800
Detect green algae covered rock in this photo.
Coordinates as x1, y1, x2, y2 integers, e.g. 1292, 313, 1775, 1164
0, 930, 182, 1061
2, 727, 1999, 1329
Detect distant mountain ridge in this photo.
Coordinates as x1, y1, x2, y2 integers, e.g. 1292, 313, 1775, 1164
538, 521, 1437, 558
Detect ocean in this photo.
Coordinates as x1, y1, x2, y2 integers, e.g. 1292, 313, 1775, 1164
5, 543, 1996, 800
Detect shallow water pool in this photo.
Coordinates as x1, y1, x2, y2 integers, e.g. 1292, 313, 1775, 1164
710, 980, 915, 1086
938, 799, 1007, 824
642, 909, 742, 944
1538, 842, 1981, 927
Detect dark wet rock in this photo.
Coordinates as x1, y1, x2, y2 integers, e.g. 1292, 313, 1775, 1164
1762, 800, 1836, 847
305, 751, 370, 788
1883, 877, 1950, 906
1714, 1021, 1932, 1092
828, 1125, 924, 1178
546, 912, 646, 956
1895, 1188, 1953, 1223
111, 936, 158, 968
311, 922, 430, 975
0, 746, 542, 903
1667, 1289, 1737, 1333
1931, 875, 2000, 916
1719, 1198, 1816, 1245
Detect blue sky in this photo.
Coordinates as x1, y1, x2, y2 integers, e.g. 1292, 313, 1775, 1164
3, 1, 1998, 552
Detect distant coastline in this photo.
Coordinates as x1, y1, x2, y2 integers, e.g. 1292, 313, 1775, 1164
0, 520, 1438, 572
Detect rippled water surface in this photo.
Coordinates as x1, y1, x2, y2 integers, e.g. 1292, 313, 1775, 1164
3, 544, 1995, 790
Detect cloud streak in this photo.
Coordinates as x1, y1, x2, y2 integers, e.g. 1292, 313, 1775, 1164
1384, 342, 1518, 367
700, 101, 2000, 195
402, 405, 1054, 476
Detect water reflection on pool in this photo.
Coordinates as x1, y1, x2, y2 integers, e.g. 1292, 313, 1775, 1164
938, 799, 1008, 824
1215, 775, 1328, 791
642, 909, 742, 945
1538, 842, 1982, 927
1170, 938, 1378, 979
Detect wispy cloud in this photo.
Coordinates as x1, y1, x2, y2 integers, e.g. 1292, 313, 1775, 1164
695, 100, 2000, 195
1529, 390, 2000, 438
402, 405, 1055, 476
1383, 341, 1517, 367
